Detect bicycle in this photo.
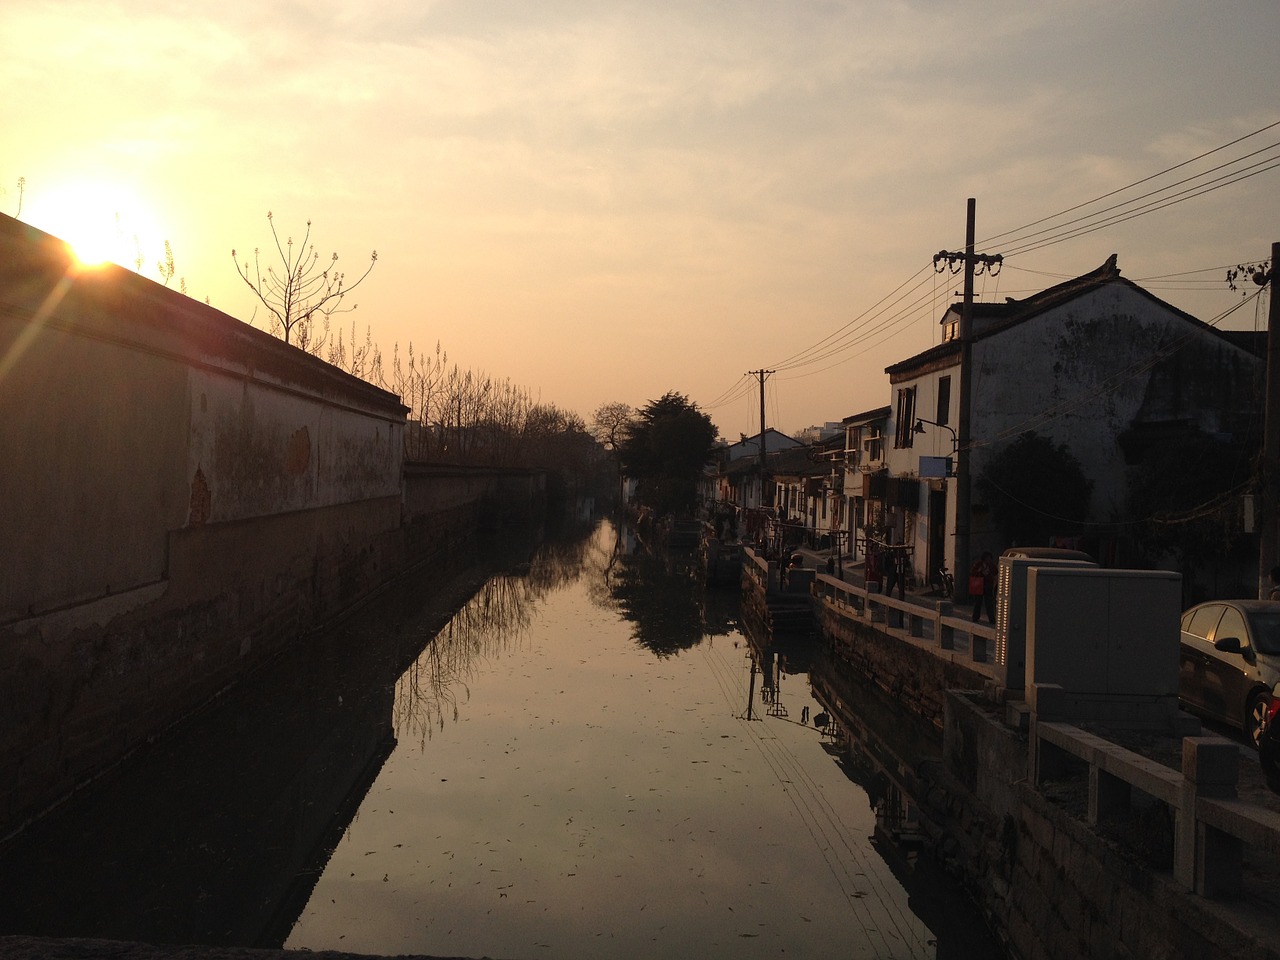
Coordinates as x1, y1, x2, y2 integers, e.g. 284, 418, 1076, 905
935, 562, 955, 599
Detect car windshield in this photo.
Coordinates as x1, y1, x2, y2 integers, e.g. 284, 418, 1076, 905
1247, 611, 1280, 656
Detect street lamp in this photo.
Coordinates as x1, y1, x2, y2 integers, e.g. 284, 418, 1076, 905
913, 417, 958, 451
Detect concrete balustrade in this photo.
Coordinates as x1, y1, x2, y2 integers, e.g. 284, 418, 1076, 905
810, 570, 999, 679
1031, 683, 1280, 901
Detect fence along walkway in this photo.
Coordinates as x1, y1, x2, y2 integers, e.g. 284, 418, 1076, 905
746, 548, 1280, 906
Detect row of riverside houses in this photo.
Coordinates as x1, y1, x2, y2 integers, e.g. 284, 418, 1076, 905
705, 255, 1266, 603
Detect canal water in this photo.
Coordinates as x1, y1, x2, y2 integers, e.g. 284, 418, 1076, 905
0, 517, 1004, 959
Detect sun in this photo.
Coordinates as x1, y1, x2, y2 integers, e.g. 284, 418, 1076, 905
25, 179, 166, 271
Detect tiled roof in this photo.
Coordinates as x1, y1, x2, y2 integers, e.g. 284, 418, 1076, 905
886, 255, 1254, 376
841, 404, 892, 425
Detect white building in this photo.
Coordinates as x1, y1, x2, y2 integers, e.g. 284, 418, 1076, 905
880, 255, 1263, 589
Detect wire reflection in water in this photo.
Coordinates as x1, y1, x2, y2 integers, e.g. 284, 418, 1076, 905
693, 621, 938, 958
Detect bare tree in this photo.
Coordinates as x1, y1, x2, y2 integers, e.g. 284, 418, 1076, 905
232, 212, 377, 346
591, 402, 635, 451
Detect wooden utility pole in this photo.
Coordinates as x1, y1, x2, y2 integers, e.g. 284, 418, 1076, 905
933, 200, 1003, 582
748, 369, 774, 509
957, 201, 976, 585
1260, 242, 1280, 597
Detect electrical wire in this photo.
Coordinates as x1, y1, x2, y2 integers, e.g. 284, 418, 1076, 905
763, 119, 1280, 381
979, 119, 1280, 248
997, 155, 1280, 259
703, 119, 1279, 438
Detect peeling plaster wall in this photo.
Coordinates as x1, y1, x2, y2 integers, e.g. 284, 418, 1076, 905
187, 371, 401, 525
969, 283, 1260, 537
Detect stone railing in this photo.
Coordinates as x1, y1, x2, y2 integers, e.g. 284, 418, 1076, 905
741, 546, 777, 594
811, 572, 999, 681
1031, 683, 1280, 899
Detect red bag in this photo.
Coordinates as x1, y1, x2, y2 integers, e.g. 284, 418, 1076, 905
968, 574, 985, 596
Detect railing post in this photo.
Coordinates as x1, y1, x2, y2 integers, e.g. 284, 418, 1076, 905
1029, 684, 1068, 787
909, 609, 924, 638
1089, 768, 1131, 826
938, 604, 955, 650
934, 601, 951, 651
1176, 737, 1241, 896
971, 627, 988, 663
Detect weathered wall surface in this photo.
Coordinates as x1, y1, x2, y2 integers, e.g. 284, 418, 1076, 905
936, 694, 1278, 960
0, 215, 539, 835
970, 283, 1261, 522
817, 602, 989, 732
818, 597, 1277, 960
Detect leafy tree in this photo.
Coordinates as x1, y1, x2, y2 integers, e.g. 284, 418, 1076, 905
232, 212, 377, 349
976, 431, 1092, 546
619, 392, 717, 517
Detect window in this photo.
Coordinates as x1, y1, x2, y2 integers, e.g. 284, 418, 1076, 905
1185, 604, 1223, 640
1249, 612, 1280, 655
1215, 608, 1249, 648
894, 388, 916, 448
936, 376, 951, 426
942, 313, 959, 342
864, 428, 884, 463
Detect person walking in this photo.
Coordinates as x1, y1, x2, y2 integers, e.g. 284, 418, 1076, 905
969, 551, 997, 624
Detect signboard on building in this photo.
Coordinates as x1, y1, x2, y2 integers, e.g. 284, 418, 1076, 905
919, 456, 952, 479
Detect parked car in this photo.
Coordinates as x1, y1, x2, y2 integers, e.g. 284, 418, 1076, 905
1178, 600, 1280, 747
1258, 687, 1280, 793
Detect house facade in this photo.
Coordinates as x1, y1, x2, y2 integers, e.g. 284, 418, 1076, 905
839, 406, 891, 564
881, 255, 1263, 591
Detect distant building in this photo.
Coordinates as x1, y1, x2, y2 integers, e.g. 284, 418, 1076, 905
723, 428, 803, 462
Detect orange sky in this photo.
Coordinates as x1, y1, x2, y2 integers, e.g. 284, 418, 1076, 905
5, 0, 1280, 437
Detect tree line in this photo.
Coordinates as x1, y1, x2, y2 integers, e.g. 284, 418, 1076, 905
232, 214, 607, 497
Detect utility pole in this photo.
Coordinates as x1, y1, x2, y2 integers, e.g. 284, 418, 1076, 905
933, 199, 1003, 582
748, 369, 775, 509
1260, 243, 1280, 597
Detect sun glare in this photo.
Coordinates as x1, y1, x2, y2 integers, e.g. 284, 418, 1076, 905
27, 180, 165, 272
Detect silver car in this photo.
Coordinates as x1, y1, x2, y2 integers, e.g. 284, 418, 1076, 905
1179, 600, 1280, 746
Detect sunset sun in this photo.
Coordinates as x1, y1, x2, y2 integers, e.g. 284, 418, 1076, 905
27, 180, 165, 271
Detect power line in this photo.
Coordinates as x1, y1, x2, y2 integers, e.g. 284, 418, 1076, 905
997, 154, 1280, 258
705, 119, 1280, 431
980, 119, 1280, 248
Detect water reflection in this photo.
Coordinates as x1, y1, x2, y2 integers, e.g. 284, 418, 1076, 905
395, 515, 613, 748
807, 645, 1005, 959
286, 521, 948, 958
596, 525, 707, 655
0, 517, 1003, 959
0, 524, 553, 946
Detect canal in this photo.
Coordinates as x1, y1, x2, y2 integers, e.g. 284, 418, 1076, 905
0, 517, 1004, 959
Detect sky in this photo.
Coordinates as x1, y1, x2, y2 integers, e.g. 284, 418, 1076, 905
4, 0, 1280, 439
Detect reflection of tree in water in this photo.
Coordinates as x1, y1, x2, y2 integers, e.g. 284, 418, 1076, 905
394, 517, 599, 748
699, 585, 740, 639
587, 522, 705, 657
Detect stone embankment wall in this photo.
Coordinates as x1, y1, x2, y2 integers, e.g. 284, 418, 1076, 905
808, 573, 1278, 960
935, 694, 1278, 960
816, 600, 990, 732
0, 215, 542, 837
